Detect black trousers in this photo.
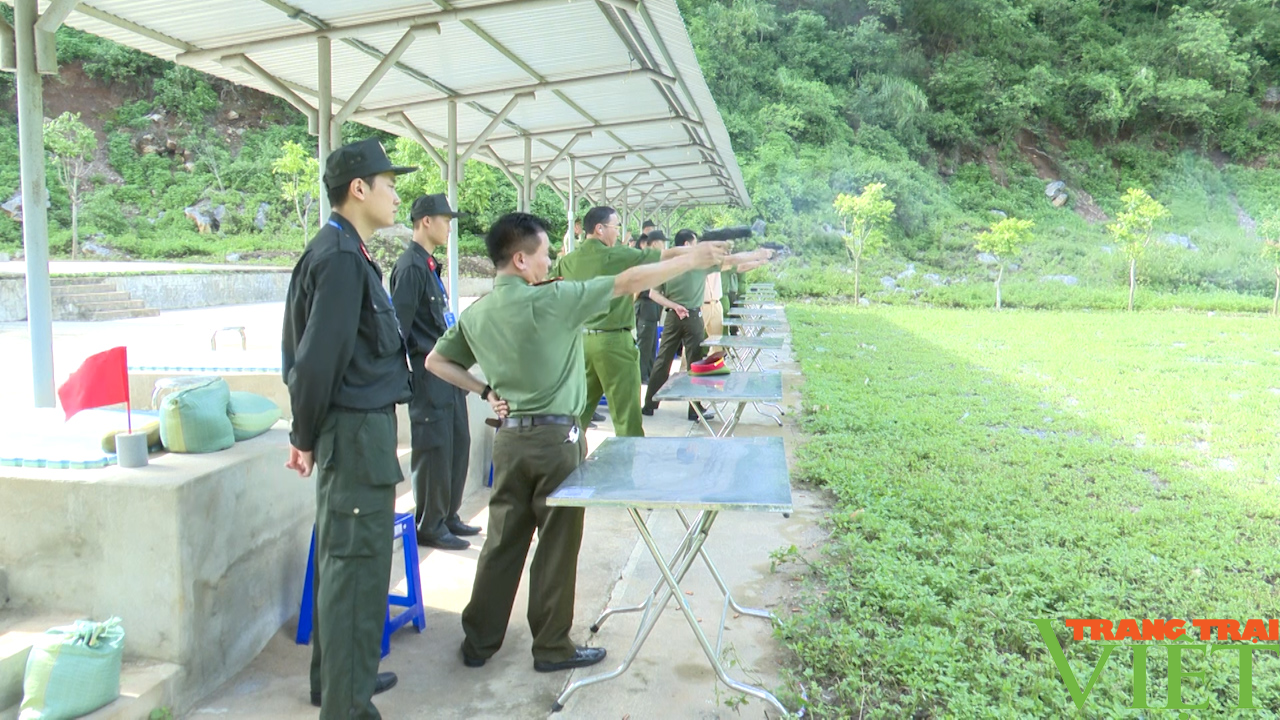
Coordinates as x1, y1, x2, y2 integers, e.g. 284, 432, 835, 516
643, 308, 707, 408
410, 357, 470, 538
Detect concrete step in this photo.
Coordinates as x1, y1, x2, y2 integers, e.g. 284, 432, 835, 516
78, 299, 149, 312
50, 276, 111, 287
54, 291, 137, 305
51, 282, 117, 296
0, 660, 181, 720
0, 611, 87, 712
85, 308, 161, 321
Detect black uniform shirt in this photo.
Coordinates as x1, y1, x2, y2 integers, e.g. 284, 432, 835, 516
281, 212, 412, 451
389, 241, 449, 358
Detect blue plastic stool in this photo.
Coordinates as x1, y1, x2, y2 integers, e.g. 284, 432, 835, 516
655, 325, 662, 357
295, 511, 426, 658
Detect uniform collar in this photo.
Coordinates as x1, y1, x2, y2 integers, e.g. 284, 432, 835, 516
582, 238, 607, 251
329, 212, 374, 264
494, 274, 529, 288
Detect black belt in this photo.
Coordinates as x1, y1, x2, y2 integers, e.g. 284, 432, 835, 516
584, 328, 630, 334
497, 415, 576, 429
668, 307, 701, 316
332, 405, 395, 415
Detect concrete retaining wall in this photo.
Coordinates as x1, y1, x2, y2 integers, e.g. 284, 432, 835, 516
0, 430, 312, 711
0, 271, 493, 322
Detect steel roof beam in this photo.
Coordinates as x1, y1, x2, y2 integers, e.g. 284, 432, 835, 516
177, 0, 640, 65
332, 25, 436, 126
458, 93, 530, 165
393, 113, 447, 172
354, 69, 670, 120
220, 54, 317, 124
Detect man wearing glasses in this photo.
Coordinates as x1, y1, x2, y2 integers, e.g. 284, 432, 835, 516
552, 206, 677, 438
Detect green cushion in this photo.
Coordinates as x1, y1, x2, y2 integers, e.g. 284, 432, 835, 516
159, 378, 234, 453
227, 391, 281, 441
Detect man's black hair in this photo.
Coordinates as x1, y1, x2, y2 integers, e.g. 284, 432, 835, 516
583, 206, 617, 236
327, 174, 380, 210
486, 212, 550, 267
673, 229, 697, 247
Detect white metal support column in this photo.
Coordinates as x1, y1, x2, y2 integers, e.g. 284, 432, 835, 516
522, 134, 532, 212
446, 99, 459, 315
317, 36, 332, 224
15, 0, 54, 406
566, 159, 576, 252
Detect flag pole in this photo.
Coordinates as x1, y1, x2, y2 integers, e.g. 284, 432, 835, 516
122, 347, 131, 434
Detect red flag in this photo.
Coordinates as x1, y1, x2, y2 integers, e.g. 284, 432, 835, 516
58, 347, 130, 423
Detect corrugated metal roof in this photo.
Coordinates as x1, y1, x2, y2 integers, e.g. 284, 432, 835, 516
43, 0, 749, 209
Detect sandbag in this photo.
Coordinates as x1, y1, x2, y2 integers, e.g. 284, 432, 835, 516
159, 377, 234, 453
20, 617, 124, 720
227, 391, 281, 441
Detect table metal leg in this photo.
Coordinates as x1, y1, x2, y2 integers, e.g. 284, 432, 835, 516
589, 510, 705, 633
556, 510, 719, 712
632, 509, 788, 715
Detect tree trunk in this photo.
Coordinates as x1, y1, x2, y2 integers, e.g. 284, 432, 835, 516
854, 255, 861, 305
995, 264, 1004, 310
70, 194, 79, 260
1273, 269, 1279, 316
1128, 258, 1137, 312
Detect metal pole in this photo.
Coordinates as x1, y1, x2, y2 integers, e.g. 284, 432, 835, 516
317, 36, 332, 224
15, 0, 54, 407
446, 99, 459, 315
522, 134, 532, 213
566, 159, 575, 253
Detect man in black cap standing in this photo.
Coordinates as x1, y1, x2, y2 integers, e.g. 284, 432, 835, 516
634, 227, 665, 385
390, 194, 479, 551
282, 138, 416, 719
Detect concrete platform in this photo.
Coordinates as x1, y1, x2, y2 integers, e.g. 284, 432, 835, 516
0, 430, 313, 712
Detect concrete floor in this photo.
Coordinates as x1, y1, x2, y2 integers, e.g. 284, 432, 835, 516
0, 302, 821, 719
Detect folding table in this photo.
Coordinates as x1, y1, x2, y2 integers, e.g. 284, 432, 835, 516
653, 371, 784, 435
548, 436, 792, 715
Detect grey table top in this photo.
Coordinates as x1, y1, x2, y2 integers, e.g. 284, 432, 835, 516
653, 371, 783, 403
728, 307, 785, 319
703, 335, 787, 350
722, 318, 789, 330
547, 436, 792, 512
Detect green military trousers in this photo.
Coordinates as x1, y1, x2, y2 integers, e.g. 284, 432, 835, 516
643, 309, 708, 409
580, 330, 645, 437
461, 423, 585, 663
308, 410, 401, 720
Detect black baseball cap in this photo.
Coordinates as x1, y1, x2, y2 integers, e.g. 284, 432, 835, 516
323, 138, 417, 190
410, 193, 465, 223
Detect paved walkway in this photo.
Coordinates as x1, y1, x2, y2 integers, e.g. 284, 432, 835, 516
0, 304, 818, 719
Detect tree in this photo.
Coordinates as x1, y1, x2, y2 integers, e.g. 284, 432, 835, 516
1260, 212, 1280, 316
271, 141, 319, 241
833, 182, 894, 304
44, 112, 97, 259
1106, 188, 1169, 312
974, 217, 1035, 310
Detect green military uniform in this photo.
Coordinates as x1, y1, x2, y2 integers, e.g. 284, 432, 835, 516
643, 267, 714, 411
552, 238, 661, 437
434, 274, 615, 664
282, 212, 410, 719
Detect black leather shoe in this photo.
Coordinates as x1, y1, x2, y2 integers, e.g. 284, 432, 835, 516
461, 643, 486, 668
417, 530, 470, 550
310, 671, 397, 706
534, 646, 607, 673
592, 410, 606, 422
641, 405, 656, 416
687, 406, 715, 421
446, 520, 482, 537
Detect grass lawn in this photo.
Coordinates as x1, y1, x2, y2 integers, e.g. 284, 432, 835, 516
778, 304, 1280, 718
